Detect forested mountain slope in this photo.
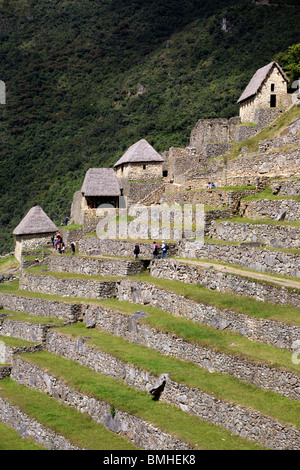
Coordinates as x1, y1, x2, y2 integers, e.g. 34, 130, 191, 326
0, 0, 300, 253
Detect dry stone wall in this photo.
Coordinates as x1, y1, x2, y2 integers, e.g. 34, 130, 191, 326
149, 259, 300, 308
117, 278, 300, 350
0, 292, 82, 322
41, 330, 300, 450
0, 395, 79, 450
19, 272, 118, 300
11, 356, 191, 451
209, 220, 300, 249
239, 199, 300, 222
48, 255, 146, 277
178, 240, 299, 278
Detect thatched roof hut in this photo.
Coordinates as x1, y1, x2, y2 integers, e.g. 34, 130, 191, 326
114, 139, 164, 168
81, 168, 121, 197
237, 62, 289, 104
13, 206, 58, 236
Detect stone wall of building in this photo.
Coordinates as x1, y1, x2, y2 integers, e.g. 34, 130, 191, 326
208, 220, 300, 249
239, 198, 300, 222
14, 233, 54, 263
12, 356, 191, 451
189, 117, 241, 154
115, 162, 163, 181
48, 255, 146, 277
0, 395, 79, 450
149, 259, 300, 308
19, 272, 118, 300
38, 330, 300, 450
117, 278, 299, 350
178, 240, 299, 278
258, 135, 300, 153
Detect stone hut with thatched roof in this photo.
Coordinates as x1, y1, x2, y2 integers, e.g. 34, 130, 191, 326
81, 168, 121, 209
13, 206, 58, 261
114, 139, 164, 181
238, 62, 291, 124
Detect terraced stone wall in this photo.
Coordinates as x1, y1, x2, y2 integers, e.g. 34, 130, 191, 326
149, 260, 300, 308
208, 220, 300, 249
117, 279, 300, 350
240, 199, 300, 221
178, 240, 299, 277
48, 256, 146, 277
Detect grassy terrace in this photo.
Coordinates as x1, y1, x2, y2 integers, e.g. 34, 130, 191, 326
98, 297, 300, 375
0, 255, 20, 274
226, 106, 300, 160
0, 419, 45, 450
0, 309, 66, 325
242, 186, 300, 202
0, 377, 138, 451
13, 351, 263, 450
48, 324, 300, 432
1, 272, 300, 326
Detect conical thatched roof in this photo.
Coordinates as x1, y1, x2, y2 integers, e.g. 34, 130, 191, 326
81, 168, 121, 197
237, 62, 289, 104
13, 206, 58, 236
114, 139, 164, 167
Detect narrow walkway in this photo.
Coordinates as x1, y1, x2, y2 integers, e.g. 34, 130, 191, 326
175, 258, 300, 290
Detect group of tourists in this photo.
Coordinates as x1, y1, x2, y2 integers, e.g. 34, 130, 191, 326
206, 181, 217, 189
134, 241, 169, 260
51, 233, 76, 255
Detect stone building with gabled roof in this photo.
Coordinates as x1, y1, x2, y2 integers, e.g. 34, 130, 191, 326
114, 139, 164, 181
238, 62, 291, 123
13, 205, 58, 261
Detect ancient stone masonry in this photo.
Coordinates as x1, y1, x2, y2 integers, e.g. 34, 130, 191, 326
19, 272, 118, 300
149, 259, 300, 308
209, 220, 300, 249
239, 198, 300, 222
0, 395, 80, 450
178, 240, 299, 278
0, 292, 82, 322
271, 179, 300, 196
117, 278, 300, 350
24, 331, 299, 451
48, 255, 146, 277
12, 357, 192, 451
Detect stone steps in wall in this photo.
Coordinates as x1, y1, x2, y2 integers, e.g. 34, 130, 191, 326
38, 326, 300, 450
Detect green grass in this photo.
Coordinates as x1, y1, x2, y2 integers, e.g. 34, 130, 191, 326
52, 323, 300, 431
0, 256, 20, 275
0, 377, 138, 451
0, 334, 36, 349
227, 106, 300, 160
242, 186, 300, 202
98, 297, 300, 375
0, 420, 45, 450
132, 272, 300, 326
16, 351, 264, 450
0, 309, 65, 325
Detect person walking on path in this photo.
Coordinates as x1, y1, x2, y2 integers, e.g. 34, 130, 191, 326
134, 242, 140, 259
161, 241, 168, 259
153, 241, 158, 259
71, 241, 76, 255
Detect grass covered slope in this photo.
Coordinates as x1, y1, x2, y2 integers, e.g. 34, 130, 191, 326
0, 0, 300, 253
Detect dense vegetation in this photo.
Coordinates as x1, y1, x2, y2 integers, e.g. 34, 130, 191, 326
0, 0, 300, 254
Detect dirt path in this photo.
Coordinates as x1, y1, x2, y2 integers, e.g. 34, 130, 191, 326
178, 258, 300, 290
